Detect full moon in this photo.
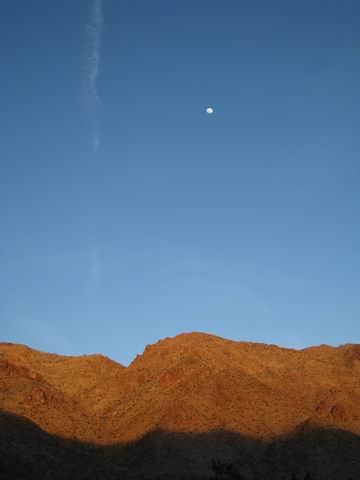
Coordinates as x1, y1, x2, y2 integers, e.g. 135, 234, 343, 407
206, 107, 214, 114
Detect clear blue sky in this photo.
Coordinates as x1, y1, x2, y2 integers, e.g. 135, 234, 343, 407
1, 0, 359, 365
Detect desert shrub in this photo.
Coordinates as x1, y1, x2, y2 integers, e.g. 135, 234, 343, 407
210, 458, 244, 479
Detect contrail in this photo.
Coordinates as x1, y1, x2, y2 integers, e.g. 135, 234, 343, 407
88, 233, 102, 304
83, 0, 104, 151
82, 1, 104, 310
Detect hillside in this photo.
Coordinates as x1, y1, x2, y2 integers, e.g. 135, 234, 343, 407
1, 333, 360, 479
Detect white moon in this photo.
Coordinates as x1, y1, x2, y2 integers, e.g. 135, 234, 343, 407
206, 107, 214, 114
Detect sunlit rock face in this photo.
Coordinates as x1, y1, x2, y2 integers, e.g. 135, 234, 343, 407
1, 334, 360, 479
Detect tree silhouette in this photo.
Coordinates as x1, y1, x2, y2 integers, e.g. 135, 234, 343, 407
211, 458, 244, 479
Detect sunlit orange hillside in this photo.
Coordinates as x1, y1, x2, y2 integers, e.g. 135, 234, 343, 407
1, 333, 360, 479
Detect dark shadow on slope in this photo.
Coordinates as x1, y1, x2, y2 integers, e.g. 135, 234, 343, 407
1, 410, 360, 480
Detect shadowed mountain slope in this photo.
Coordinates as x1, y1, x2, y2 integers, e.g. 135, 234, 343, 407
1, 333, 360, 478
1, 411, 360, 480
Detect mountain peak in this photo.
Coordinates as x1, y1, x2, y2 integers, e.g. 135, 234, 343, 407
1, 334, 360, 478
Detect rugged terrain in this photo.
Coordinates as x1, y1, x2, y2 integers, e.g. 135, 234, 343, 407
1, 333, 360, 479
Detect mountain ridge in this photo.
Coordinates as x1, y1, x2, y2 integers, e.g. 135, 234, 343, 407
1, 332, 360, 478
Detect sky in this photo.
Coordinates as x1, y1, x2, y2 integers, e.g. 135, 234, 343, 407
0, 0, 359, 365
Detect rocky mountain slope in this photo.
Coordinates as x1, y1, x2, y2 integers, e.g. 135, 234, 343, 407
1, 333, 360, 479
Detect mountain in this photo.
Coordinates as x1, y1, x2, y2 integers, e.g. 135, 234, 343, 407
1, 333, 360, 479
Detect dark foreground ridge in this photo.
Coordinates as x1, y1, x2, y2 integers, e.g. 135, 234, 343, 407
1, 411, 360, 480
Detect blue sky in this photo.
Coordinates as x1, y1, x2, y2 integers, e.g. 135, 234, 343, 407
1, 0, 359, 365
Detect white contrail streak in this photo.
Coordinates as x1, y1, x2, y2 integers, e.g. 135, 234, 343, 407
88, 233, 102, 304
84, 0, 104, 151
83, 2, 104, 311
